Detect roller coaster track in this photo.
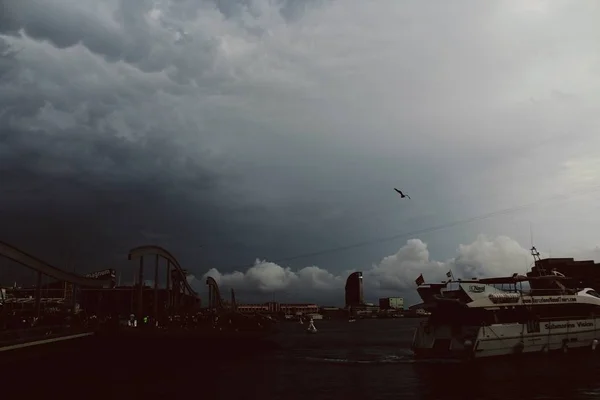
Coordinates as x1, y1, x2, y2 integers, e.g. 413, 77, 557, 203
206, 276, 224, 309
205, 277, 275, 326
127, 245, 197, 297
0, 240, 112, 288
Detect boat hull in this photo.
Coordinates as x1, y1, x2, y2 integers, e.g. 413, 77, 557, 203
412, 318, 600, 359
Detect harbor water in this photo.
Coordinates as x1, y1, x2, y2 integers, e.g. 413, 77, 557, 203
5, 318, 600, 399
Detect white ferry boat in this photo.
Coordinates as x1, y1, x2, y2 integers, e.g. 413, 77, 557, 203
411, 273, 600, 359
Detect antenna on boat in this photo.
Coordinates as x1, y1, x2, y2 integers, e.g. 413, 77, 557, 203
531, 245, 542, 277
529, 222, 534, 249
529, 222, 543, 276
529, 221, 541, 263
531, 246, 541, 262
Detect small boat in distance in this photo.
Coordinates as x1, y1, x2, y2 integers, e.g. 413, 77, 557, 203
411, 271, 600, 360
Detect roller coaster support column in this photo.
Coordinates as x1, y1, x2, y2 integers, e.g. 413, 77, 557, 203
71, 284, 77, 314
166, 261, 171, 316
34, 271, 42, 319
137, 256, 144, 323
171, 271, 179, 313
154, 254, 159, 324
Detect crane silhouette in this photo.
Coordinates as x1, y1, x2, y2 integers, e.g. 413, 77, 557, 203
393, 188, 411, 199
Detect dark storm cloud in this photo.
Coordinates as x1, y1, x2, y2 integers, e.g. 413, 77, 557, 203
0, 120, 228, 263
2, 0, 600, 303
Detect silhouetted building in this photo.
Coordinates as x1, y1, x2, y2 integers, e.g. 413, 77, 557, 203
236, 303, 318, 314
379, 297, 404, 310
319, 306, 347, 319
345, 271, 364, 308
7, 284, 201, 317
84, 269, 117, 288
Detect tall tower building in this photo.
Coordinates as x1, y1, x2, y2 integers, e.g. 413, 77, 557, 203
345, 271, 364, 308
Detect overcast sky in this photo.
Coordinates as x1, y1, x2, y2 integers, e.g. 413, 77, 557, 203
2, 0, 600, 306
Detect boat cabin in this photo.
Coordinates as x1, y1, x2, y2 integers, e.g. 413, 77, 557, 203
417, 274, 600, 329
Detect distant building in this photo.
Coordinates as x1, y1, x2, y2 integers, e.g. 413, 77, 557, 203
345, 271, 364, 308
379, 297, 404, 310
319, 306, 347, 319
236, 302, 319, 315
354, 304, 380, 316
84, 269, 117, 287
7, 285, 201, 316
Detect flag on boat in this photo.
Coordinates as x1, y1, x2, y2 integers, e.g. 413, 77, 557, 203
415, 274, 425, 286
446, 270, 452, 278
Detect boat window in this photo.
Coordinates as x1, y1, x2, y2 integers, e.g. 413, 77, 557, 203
534, 303, 599, 319
518, 281, 531, 292
586, 290, 600, 298
494, 307, 528, 324
430, 307, 493, 326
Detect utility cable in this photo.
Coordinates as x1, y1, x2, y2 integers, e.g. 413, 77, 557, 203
224, 183, 600, 269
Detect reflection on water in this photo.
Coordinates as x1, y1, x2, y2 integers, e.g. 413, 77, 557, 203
269, 319, 600, 400
4, 318, 600, 399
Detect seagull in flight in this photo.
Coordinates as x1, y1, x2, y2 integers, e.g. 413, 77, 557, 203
393, 188, 411, 199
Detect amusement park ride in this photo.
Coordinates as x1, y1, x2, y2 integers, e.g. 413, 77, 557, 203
0, 240, 276, 339
206, 276, 277, 331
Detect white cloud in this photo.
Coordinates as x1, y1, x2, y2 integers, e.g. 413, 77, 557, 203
561, 156, 600, 185
205, 234, 599, 306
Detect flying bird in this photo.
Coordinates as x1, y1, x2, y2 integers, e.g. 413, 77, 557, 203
393, 188, 410, 199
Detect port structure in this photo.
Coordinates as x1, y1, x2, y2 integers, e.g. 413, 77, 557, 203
127, 245, 200, 323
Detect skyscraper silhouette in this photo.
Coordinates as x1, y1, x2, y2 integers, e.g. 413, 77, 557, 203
345, 271, 364, 308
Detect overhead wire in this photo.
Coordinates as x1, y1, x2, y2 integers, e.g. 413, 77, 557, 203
223, 183, 600, 270
242, 131, 596, 261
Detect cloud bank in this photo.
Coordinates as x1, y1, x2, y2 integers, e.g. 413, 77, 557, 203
205, 234, 600, 306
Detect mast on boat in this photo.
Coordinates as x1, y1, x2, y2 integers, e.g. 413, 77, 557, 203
530, 221, 542, 275
531, 246, 542, 275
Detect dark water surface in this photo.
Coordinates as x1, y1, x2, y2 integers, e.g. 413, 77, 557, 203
5, 318, 600, 399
